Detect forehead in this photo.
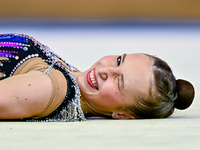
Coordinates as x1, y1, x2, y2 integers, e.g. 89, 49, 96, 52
123, 53, 153, 104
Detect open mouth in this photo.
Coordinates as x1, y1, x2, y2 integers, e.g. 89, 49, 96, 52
87, 69, 98, 90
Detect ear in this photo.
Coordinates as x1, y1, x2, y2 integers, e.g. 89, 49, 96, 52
112, 112, 135, 119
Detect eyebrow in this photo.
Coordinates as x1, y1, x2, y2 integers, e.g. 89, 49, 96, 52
122, 53, 126, 63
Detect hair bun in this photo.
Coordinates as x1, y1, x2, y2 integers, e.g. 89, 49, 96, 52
174, 79, 195, 110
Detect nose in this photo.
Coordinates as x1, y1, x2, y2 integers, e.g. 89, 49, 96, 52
98, 67, 120, 80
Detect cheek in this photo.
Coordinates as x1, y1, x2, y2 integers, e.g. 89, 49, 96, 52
99, 85, 121, 102
99, 89, 112, 99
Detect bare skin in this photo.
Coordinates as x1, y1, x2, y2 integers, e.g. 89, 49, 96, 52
74, 54, 153, 119
0, 53, 153, 120
0, 71, 52, 119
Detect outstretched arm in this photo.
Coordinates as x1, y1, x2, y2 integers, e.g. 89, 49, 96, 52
0, 71, 52, 119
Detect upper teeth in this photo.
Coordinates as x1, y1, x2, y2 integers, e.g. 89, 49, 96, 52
90, 70, 97, 87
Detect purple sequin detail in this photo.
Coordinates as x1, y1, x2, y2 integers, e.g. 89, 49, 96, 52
0, 41, 22, 48
0, 51, 17, 58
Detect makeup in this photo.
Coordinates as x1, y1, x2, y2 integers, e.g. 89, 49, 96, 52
87, 69, 98, 90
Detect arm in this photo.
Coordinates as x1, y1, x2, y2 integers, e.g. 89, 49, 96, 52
0, 71, 52, 119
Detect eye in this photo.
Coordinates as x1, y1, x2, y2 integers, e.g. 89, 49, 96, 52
117, 56, 121, 66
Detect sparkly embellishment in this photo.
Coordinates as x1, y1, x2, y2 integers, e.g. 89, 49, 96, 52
0, 41, 23, 48
10, 53, 39, 76
0, 33, 85, 122
0, 35, 11, 40
15, 56, 19, 60
43, 61, 56, 76
33, 62, 86, 122
0, 34, 28, 43
0, 71, 6, 78
23, 47, 28, 51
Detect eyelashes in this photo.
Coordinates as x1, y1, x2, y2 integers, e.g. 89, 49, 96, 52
117, 56, 121, 66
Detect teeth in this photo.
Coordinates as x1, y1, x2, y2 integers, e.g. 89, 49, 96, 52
91, 75, 95, 81
92, 81, 97, 86
90, 70, 97, 88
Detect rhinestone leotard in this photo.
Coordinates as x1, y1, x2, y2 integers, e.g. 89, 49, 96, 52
0, 33, 85, 122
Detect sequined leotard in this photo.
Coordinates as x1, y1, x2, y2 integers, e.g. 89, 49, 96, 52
0, 33, 85, 122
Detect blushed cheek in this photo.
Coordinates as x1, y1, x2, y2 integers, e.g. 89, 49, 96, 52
99, 88, 110, 97
100, 88, 120, 102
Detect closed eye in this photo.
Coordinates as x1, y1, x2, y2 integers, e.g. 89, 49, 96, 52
117, 54, 126, 94
118, 74, 124, 92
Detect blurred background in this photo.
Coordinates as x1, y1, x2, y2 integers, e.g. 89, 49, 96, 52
1, 1, 200, 150
0, 0, 200, 113
1, 0, 200, 19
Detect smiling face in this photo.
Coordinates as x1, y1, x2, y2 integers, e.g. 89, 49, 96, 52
76, 53, 153, 117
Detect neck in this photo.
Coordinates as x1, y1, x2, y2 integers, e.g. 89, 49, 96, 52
80, 96, 112, 117
80, 96, 99, 116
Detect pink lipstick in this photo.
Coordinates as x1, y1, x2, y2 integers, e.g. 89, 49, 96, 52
87, 69, 98, 90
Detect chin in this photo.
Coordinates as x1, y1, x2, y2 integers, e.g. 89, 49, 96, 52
76, 73, 85, 91
76, 72, 89, 97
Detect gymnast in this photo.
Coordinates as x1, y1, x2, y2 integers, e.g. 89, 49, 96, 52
0, 33, 195, 121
